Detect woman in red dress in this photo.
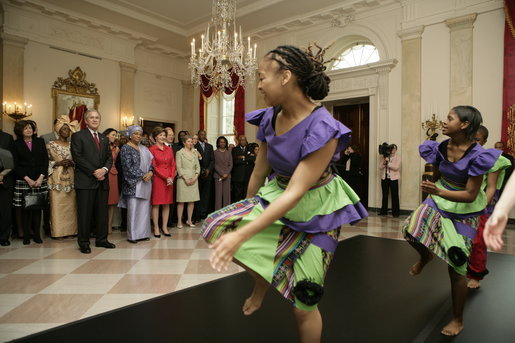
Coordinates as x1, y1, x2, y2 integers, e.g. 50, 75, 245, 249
103, 128, 120, 234
149, 127, 176, 237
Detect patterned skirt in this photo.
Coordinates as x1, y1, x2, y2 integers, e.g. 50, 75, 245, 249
402, 202, 479, 275
202, 198, 339, 311
13, 179, 48, 208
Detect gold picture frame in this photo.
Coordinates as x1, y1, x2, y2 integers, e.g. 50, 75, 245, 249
52, 67, 100, 121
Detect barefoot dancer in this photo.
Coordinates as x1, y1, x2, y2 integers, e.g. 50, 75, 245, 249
466, 126, 511, 289
201, 44, 367, 343
402, 106, 499, 336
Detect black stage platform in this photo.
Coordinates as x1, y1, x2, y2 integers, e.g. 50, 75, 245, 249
10, 236, 515, 343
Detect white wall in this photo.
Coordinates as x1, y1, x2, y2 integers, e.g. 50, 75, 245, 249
23, 40, 120, 135
473, 8, 505, 148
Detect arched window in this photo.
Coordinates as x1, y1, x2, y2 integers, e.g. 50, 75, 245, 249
331, 43, 379, 70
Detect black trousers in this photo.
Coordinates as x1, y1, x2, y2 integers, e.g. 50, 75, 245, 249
20, 208, 42, 240
76, 188, 108, 247
197, 175, 213, 218
231, 181, 247, 203
381, 178, 399, 217
0, 188, 13, 242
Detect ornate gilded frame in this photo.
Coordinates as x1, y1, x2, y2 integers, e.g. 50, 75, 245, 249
51, 67, 100, 120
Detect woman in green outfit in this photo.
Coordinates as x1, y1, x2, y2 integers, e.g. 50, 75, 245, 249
202, 44, 367, 343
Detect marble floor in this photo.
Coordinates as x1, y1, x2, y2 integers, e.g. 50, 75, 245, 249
1, 213, 514, 342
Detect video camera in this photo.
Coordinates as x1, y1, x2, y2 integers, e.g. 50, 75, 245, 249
378, 142, 393, 158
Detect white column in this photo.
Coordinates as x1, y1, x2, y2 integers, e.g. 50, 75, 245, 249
119, 62, 136, 129
398, 25, 424, 210
1, 33, 28, 131
446, 13, 477, 107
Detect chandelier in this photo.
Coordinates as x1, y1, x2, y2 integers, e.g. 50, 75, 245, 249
189, 0, 257, 92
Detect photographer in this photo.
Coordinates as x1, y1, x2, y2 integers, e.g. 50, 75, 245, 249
379, 143, 400, 217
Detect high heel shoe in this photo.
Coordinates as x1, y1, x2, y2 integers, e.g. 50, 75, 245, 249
186, 221, 195, 228
153, 231, 161, 238
177, 223, 183, 229
162, 229, 171, 237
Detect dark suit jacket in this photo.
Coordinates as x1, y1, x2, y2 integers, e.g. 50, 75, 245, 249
71, 128, 112, 190
231, 145, 252, 182
0, 130, 15, 188
195, 141, 214, 175
12, 136, 49, 182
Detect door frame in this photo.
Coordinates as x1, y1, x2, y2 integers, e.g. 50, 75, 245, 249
324, 59, 397, 209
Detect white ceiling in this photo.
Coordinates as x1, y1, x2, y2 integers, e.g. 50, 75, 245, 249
5, 0, 394, 57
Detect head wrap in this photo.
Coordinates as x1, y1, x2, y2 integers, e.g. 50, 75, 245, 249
55, 115, 79, 134
126, 125, 143, 138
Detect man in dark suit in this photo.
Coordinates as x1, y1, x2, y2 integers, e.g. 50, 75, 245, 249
71, 109, 115, 254
231, 135, 252, 202
0, 129, 14, 246
195, 130, 214, 219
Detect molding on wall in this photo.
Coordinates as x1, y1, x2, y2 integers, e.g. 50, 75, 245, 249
397, 25, 425, 40
2, 3, 140, 63
445, 13, 478, 31
400, 0, 502, 30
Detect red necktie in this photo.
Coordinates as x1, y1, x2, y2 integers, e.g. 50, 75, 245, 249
93, 132, 100, 150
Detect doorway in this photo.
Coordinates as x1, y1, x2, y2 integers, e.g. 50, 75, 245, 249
332, 100, 370, 208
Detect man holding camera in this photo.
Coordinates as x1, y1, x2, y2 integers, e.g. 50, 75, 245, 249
379, 143, 400, 217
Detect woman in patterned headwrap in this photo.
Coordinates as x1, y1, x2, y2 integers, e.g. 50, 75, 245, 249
47, 115, 79, 238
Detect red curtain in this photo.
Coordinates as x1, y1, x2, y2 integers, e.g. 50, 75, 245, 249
198, 72, 245, 138
502, 0, 515, 156
69, 104, 88, 130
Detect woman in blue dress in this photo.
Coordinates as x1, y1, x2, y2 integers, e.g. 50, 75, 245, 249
202, 44, 367, 342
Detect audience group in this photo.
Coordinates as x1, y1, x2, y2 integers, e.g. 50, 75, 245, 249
0, 110, 259, 253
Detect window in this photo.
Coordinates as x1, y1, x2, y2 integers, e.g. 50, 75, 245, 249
331, 43, 379, 70
205, 92, 235, 145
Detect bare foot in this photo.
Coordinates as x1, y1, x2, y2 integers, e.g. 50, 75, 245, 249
409, 254, 433, 276
242, 295, 263, 316
467, 279, 481, 289
441, 319, 464, 336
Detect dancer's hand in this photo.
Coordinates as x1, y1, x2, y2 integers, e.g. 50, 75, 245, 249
421, 180, 440, 195
209, 231, 244, 272
484, 211, 507, 251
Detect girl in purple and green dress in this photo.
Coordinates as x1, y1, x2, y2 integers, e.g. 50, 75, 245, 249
201, 44, 367, 343
402, 106, 499, 336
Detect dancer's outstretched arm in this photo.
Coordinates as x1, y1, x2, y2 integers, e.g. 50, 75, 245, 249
484, 172, 515, 251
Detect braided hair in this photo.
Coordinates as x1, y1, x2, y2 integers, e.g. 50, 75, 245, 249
266, 43, 333, 100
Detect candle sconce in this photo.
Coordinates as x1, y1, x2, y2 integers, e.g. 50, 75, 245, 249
2, 102, 33, 121
421, 113, 445, 200
121, 115, 134, 129
422, 113, 445, 141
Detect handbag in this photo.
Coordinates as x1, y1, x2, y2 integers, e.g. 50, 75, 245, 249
23, 193, 48, 210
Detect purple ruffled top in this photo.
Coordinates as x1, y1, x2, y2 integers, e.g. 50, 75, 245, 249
246, 106, 351, 177
419, 140, 501, 186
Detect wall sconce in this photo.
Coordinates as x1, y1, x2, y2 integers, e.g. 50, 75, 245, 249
121, 114, 134, 128
3, 102, 32, 121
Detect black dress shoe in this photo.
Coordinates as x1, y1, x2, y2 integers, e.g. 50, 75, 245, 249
33, 237, 43, 244
95, 241, 116, 248
127, 239, 137, 244
23, 238, 30, 245
80, 246, 91, 254
0, 240, 10, 246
